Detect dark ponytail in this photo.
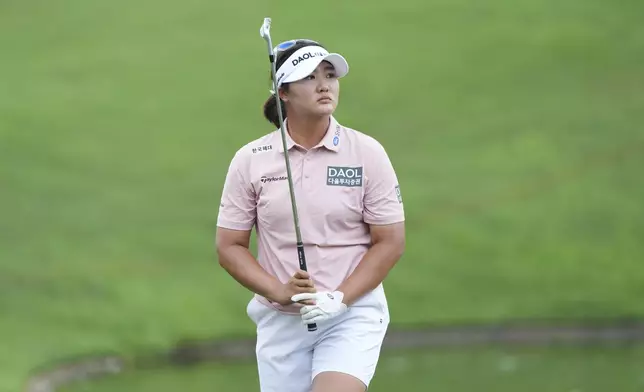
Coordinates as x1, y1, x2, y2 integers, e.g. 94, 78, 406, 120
263, 93, 287, 129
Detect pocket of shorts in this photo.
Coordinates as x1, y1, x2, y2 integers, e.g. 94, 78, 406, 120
246, 297, 272, 325
352, 287, 389, 325
246, 298, 261, 324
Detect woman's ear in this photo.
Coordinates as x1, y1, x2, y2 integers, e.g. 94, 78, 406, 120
278, 87, 289, 102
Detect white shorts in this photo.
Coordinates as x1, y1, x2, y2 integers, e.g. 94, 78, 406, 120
246, 284, 390, 392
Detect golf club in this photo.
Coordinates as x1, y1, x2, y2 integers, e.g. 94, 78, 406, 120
259, 17, 317, 332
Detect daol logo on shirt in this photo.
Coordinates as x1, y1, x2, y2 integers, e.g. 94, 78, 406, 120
326, 166, 363, 187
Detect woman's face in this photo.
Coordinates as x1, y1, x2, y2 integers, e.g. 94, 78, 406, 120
280, 60, 340, 118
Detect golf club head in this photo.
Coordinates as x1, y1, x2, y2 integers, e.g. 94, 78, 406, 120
260, 18, 273, 53
260, 17, 271, 38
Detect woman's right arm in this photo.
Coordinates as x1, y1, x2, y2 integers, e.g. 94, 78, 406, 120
215, 227, 284, 303
215, 148, 284, 302
214, 148, 314, 305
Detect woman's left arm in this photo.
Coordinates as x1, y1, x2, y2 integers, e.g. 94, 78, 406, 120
292, 138, 405, 320
336, 221, 405, 305
337, 138, 406, 305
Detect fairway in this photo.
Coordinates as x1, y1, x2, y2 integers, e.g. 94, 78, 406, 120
63, 346, 644, 392
2, 0, 644, 391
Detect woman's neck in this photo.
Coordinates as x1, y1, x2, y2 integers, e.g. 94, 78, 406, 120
286, 114, 330, 150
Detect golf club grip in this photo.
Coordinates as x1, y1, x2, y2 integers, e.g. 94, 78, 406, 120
296, 242, 307, 271
297, 242, 317, 332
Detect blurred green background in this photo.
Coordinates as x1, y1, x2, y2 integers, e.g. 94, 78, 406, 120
1, 0, 643, 391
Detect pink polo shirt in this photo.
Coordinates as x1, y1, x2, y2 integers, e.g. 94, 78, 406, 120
217, 116, 405, 314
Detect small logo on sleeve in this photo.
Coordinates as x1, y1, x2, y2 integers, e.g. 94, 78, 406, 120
326, 166, 363, 187
395, 185, 403, 203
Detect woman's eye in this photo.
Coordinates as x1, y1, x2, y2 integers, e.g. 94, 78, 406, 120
306, 75, 315, 80
327, 72, 337, 78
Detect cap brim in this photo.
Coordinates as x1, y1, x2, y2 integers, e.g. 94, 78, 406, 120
282, 53, 349, 84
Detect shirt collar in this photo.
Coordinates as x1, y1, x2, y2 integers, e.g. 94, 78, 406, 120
277, 116, 342, 153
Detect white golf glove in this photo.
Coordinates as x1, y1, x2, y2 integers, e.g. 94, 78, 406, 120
291, 291, 348, 324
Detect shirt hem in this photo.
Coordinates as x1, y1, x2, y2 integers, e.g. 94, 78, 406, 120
362, 215, 405, 226
216, 220, 254, 231
255, 295, 301, 315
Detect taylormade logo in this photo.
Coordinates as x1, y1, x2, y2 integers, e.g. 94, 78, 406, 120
261, 175, 287, 183
292, 51, 326, 66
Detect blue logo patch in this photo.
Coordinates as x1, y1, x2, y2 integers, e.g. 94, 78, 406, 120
332, 125, 341, 146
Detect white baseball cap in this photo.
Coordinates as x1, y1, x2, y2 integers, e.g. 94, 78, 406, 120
274, 42, 349, 89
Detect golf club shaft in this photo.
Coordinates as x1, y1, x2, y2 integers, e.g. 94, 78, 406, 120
261, 18, 317, 332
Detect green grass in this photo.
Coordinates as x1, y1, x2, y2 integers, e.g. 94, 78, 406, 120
1, 0, 644, 390
63, 346, 644, 392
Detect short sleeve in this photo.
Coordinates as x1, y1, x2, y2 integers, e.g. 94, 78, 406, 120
362, 141, 405, 225
216, 149, 257, 231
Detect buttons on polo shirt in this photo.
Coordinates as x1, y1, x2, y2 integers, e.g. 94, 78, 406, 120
302, 153, 312, 189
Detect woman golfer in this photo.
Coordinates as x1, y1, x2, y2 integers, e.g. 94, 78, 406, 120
216, 39, 406, 392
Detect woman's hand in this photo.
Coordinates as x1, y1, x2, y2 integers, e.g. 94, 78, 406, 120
271, 269, 316, 306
